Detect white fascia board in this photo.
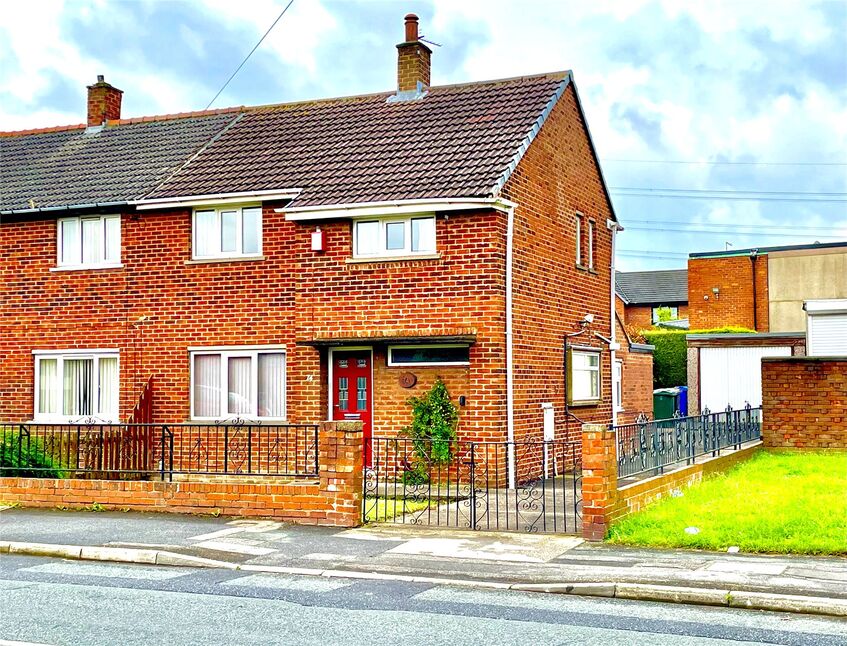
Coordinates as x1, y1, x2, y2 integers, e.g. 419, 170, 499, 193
133, 189, 302, 211
279, 197, 517, 221
804, 299, 847, 314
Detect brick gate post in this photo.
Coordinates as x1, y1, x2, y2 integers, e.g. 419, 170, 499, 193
318, 421, 364, 527
581, 423, 620, 541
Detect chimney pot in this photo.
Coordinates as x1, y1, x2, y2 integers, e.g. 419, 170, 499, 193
395, 14, 431, 95
404, 13, 419, 42
86, 75, 123, 126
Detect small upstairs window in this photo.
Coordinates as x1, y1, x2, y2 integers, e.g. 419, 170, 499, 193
588, 220, 595, 270
353, 216, 436, 258
57, 215, 121, 269
575, 213, 583, 267
193, 206, 262, 260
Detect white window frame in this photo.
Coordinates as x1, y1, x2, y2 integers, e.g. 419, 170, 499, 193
614, 358, 623, 412
387, 344, 471, 367
353, 215, 436, 258
188, 346, 286, 421
575, 213, 583, 266
651, 306, 679, 324
570, 347, 601, 404
32, 349, 120, 422
191, 205, 263, 260
56, 215, 121, 270
588, 220, 595, 270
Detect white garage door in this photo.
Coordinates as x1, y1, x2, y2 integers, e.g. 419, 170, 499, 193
700, 346, 792, 411
808, 314, 847, 356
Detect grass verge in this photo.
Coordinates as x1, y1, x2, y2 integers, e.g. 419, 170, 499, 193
608, 450, 847, 555
364, 497, 432, 522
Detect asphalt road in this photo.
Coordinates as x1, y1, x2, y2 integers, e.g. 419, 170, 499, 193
0, 555, 845, 646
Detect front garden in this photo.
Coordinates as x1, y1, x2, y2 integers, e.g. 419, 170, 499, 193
608, 450, 847, 555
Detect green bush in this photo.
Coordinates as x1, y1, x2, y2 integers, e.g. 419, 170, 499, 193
642, 326, 754, 389
0, 429, 63, 478
401, 378, 460, 482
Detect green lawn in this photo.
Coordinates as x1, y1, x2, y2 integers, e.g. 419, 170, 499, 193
608, 451, 847, 555
364, 497, 432, 522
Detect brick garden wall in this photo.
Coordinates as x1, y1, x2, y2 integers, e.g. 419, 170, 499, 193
688, 255, 769, 331
502, 83, 616, 445
0, 421, 364, 527
761, 357, 847, 449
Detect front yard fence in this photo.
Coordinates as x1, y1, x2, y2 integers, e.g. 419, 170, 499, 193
0, 421, 319, 480
614, 404, 762, 481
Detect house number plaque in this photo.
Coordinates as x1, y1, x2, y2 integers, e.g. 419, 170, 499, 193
399, 372, 417, 388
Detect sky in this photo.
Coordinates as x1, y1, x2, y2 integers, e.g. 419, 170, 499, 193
1, 0, 846, 270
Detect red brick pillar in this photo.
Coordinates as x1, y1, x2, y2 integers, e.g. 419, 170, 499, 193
318, 421, 364, 527
581, 423, 620, 541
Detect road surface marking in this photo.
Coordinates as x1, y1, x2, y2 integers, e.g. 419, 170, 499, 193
0, 640, 59, 646
20, 562, 189, 580
188, 520, 283, 542
302, 553, 357, 562
221, 574, 350, 592
193, 540, 277, 556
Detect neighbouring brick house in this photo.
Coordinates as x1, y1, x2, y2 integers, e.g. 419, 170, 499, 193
688, 241, 847, 332
615, 268, 688, 330
0, 15, 626, 482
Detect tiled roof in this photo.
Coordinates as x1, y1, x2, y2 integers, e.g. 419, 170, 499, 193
615, 269, 688, 305
148, 73, 569, 207
0, 112, 239, 213
1, 72, 572, 212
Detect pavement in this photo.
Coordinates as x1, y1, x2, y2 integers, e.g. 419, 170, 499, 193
2, 507, 847, 619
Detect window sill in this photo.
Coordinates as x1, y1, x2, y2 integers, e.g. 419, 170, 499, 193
346, 253, 440, 264
187, 418, 289, 424
50, 264, 124, 272
185, 255, 266, 265
569, 399, 602, 408
575, 263, 587, 271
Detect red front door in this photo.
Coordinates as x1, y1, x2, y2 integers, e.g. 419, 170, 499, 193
331, 350, 373, 464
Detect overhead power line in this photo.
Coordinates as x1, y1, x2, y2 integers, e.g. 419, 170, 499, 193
603, 158, 847, 167
610, 192, 847, 204
205, 0, 295, 110
611, 187, 847, 197
625, 218, 845, 233
623, 225, 845, 240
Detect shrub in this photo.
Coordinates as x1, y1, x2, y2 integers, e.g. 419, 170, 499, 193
642, 326, 755, 389
401, 378, 460, 482
0, 428, 63, 478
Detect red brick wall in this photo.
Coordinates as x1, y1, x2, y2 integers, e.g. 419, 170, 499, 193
624, 304, 689, 330
501, 84, 615, 444
688, 255, 768, 331
762, 358, 847, 449
615, 318, 654, 423
0, 207, 505, 441
0, 421, 364, 527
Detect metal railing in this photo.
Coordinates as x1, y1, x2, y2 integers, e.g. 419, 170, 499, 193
614, 404, 762, 481
0, 421, 319, 480
363, 436, 582, 534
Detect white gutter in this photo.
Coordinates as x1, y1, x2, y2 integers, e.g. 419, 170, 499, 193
506, 203, 516, 490
134, 189, 302, 211
279, 197, 516, 221
608, 218, 624, 426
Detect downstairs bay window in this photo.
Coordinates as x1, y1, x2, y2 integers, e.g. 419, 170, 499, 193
34, 351, 120, 422
190, 347, 286, 420
567, 347, 601, 405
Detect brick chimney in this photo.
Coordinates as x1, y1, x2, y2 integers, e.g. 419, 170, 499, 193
396, 14, 431, 93
86, 75, 123, 126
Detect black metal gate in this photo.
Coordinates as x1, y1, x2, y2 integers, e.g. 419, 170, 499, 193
362, 437, 582, 533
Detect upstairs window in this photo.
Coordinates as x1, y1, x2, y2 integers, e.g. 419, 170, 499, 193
588, 220, 595, 270
193, 206, 262, 260
353, 216, 436, 258
57, 215, 121, 268
575, 214, 583, 266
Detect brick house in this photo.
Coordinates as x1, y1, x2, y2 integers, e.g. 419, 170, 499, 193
688, 241, 847, 332
0, 15, 625, 479
615, 268, 688, 330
